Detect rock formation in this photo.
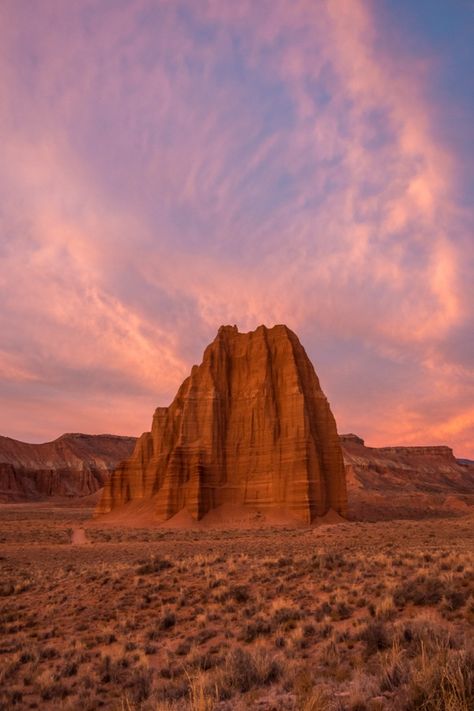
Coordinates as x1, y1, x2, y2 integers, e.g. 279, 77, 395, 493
0, 433, 136, 502
98, 324, 347, 523
340, 435, 474, 520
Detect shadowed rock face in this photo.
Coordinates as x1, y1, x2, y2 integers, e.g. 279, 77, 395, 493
98, 324, 347, 522
0, 434, 136, 501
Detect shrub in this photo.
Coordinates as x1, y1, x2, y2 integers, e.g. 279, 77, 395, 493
359, 621, 391, 656
39, 647, 60, 661
222, 647, 281, 695
40, 682, 70, 701
393, 576, 444, 607
273, 606, 301, 626
136, 557, 173, 575
60, 661, 78, 678
99, 654, 130, 684
160, 611, 176, 630
242, 618, 272, 643
230, 585, 250, 603
331, 602, 352, 621
126, 666, 153, 703
444, 589, 468, 611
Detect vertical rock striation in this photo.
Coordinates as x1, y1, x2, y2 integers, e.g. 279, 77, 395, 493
98, 325, 347, 522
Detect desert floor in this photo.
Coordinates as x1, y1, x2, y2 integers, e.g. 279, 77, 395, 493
0, 505, 473, 710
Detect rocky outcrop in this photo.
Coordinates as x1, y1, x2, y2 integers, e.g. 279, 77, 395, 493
0, 433, 136, 501
98, 324, 347, 523
341, 435, 474, 520
339, 433, 365, 446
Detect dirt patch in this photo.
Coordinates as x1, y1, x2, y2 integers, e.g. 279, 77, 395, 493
71, 527, 89, 545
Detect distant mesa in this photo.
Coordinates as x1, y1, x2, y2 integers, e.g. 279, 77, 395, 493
97, 324, 348, 524
342, 435, 474, 521
0, 433, 136, 502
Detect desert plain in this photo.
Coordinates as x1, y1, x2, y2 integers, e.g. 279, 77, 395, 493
0, 502, 473, 711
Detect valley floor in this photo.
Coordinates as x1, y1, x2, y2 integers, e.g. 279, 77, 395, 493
0, 505, 473, 710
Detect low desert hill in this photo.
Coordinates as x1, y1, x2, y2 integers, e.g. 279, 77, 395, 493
0, 433, 136, 502
341, 434, 474, 520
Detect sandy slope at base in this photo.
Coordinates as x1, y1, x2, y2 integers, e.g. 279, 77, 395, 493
91, 501, 346, 530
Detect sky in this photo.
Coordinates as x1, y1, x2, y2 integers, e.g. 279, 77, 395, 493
0, 0, 473, 457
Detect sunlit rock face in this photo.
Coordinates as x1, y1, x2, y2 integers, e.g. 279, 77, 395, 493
98, 325, 347, 522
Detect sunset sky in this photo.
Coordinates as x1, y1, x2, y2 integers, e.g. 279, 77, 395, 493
1, 0, 473, 457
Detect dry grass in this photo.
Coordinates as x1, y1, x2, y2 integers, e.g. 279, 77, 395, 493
0, 506, 472, 709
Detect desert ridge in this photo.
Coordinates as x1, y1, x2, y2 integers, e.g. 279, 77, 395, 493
97, 324, 347, 524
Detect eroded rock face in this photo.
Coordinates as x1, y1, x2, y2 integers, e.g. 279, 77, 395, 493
98, 325, 347, 522
0, 434, 136, 501
340, 435, 474, 520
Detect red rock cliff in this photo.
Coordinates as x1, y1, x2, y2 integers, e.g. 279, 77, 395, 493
98, 324, 347, 522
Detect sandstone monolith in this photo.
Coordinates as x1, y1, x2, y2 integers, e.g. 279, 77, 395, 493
97, 325, 348, 523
